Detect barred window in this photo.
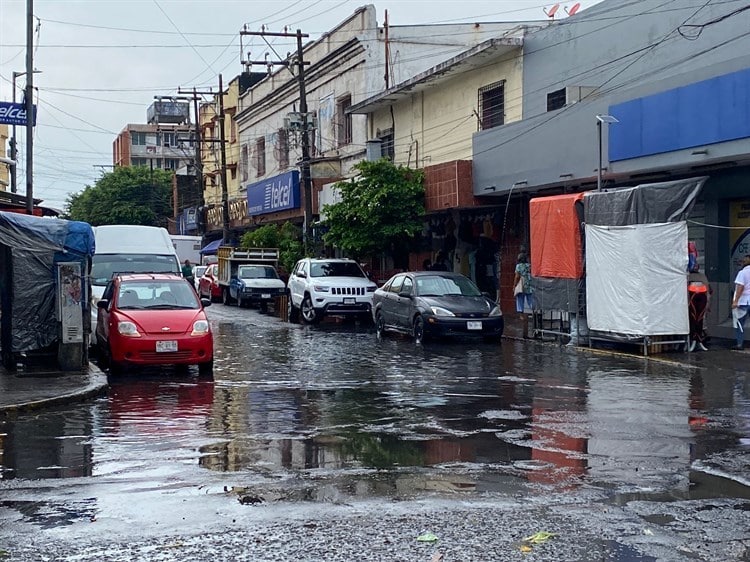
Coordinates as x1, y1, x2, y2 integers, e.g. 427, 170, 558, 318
478, 81, 505, 130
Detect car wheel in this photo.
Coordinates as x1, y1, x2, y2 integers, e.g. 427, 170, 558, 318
108, 347, 124, 376
288, 296, 299, 323
375, 312, 386, 339
259, 301, 268, 314
413, 315, 427, 344
301, 295, 320, 324
198, 360, 213, 378
222, 287, 233, 306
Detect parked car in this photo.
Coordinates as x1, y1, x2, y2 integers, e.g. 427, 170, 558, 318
372, 271, 503, 343
192, 265, 207, 291
95, 273, 213, 376
230, 263, 286, 311
286, 258, 377, 324
197, 264, 222, 302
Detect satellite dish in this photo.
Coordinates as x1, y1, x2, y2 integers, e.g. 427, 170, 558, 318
543, 3, 560, 18
565, 3, 581, 16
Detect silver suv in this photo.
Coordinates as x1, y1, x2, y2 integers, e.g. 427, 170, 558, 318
286, 258, 377, 324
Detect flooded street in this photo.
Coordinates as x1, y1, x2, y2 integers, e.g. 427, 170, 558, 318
1, 304, 749, 560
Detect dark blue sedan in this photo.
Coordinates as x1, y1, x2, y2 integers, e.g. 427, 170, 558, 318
372, 271, 504, 343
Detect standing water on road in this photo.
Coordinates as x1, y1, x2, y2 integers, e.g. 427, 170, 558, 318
0, 305, 748, 560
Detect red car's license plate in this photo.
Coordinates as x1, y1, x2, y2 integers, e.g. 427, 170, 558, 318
156, 340, 178, 352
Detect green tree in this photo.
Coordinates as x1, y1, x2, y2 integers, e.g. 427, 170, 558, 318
240, 221, 303, 273
64, 166, 174, 226
322, 159, 424, 261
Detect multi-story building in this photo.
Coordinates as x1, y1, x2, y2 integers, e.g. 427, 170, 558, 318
227, 4, 542, 247
472, 0, 750, 339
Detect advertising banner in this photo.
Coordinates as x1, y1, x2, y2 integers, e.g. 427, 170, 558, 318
246, 170, 300, 216
0, 102, 36, 126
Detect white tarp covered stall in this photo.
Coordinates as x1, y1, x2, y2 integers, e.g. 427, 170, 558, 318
582, 177, 708, 354
585, 222, 689, 335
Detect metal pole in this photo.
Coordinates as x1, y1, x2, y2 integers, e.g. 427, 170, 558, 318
25, 0, 34, 213
10, 73, 18, 194
218, 74, 230, 244
193, 87, 203, 209
297, 29, 313, 254
597, 119, 602, 192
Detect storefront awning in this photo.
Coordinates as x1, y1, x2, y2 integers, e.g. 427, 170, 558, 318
199, 239, 223, 255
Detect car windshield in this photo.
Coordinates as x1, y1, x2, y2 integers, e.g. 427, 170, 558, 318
415, 275, 482, 297
117, 280, 200, 309
92, 254, 180, 286
238, 265, 278, 279
310, 262, 366, 278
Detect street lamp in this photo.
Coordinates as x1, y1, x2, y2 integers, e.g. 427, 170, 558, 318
10, 69, 41, 194
596, 114, 619, 192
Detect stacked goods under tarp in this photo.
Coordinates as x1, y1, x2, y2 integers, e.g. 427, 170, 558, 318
583, 177, 707, 353
529, 193, 585, 339
0, 212, 95, 368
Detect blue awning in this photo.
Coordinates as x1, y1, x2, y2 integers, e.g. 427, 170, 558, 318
199, 239, 223, 255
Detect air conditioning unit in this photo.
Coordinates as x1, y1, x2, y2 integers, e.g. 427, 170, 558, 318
565, 86, 596, 105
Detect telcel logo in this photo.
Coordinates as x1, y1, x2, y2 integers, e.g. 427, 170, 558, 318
0, 102, 33, 125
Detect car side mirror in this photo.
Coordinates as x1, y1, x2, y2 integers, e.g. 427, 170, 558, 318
97, 299, 109, 309
201, 298, 211, 308
399, 291, 411, 298
298, 271, 307, 279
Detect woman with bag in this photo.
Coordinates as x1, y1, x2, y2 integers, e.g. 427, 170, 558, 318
513, 251, 534, 338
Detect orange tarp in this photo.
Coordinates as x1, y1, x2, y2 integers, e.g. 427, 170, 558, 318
530, 193, 584, 279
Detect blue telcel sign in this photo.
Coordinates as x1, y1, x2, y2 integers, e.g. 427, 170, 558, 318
246, 170, 300, 216
0, 102, 36, 126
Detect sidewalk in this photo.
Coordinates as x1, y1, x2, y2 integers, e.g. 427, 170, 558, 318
0, 362, 108, 415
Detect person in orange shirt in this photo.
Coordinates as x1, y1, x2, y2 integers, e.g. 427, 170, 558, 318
687, 263, 711, 352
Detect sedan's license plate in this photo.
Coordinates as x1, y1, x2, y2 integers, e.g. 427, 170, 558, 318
156, 340, 178, 352
467, 321, 482, 330
343, 297, 356, 305
262, 293, 271, 299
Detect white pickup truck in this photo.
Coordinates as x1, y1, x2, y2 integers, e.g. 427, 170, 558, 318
217, 247, 286, 310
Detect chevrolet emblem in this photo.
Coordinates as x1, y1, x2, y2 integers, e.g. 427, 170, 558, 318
161, 327, 171, 331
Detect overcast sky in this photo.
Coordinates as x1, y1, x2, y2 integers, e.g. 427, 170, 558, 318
0, 0, 601, 210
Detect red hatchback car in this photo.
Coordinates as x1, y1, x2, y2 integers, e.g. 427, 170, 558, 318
198, 264, 222, 302
95, 273, 214, 376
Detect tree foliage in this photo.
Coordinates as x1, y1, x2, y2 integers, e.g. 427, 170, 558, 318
322, 159, 425, 260
64, 166, 174, 226
240, 221, 304, 273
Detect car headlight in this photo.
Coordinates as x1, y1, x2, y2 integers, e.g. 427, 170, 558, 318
430, 306, 455, 317
191, 320, 210, 335
489, 305, 502, 317
312, 285, 330, 293
118, 321, 141, 337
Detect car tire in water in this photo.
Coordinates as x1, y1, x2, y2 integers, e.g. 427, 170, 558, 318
375, 312, 386, 339
288, 296, 300, 323
301, 295, 320, 324
198, 360, 213, 378
413, 315, 427, 344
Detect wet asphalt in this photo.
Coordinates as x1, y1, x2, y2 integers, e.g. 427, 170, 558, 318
0, 303, 748, 561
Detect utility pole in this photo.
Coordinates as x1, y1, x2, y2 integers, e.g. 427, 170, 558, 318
25, 0, 34, 214
178, 84, 228, 240
240, 28, 313, 252
217, 74, 230, 244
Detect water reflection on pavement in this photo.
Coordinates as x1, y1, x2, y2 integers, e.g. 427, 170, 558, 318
0, 305, 748, 559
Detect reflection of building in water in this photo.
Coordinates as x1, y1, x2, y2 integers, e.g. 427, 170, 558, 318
0, 411, 94, 479
586, 370, 691, 489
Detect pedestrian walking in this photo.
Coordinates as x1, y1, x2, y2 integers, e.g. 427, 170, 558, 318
731, 254, 750, 350
513, 251, 534, 338
687, 264, 711, 351
182, 259, 195, 286
430, 251, 450, 271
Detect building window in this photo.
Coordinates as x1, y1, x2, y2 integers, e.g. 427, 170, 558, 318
478, 80, 505, 130
230, 120, 237, 143
163, 132, 175, 147
379, 128, 394, 161
131, 132, 147, 146
240, 144, 249, 183
164, 158, 179, 170
336, 94, 352, 147
547, 88, 566, 111
254, 137, 266, 177
132, 158, 148, 167
276, 128, 289, 170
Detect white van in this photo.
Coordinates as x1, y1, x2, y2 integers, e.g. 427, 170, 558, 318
90, 225, 181, 344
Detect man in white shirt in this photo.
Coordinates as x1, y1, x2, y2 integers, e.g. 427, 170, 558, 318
731, 254, 750, 350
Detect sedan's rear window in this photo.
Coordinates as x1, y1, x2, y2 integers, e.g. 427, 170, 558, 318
117, 280, 200, 309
